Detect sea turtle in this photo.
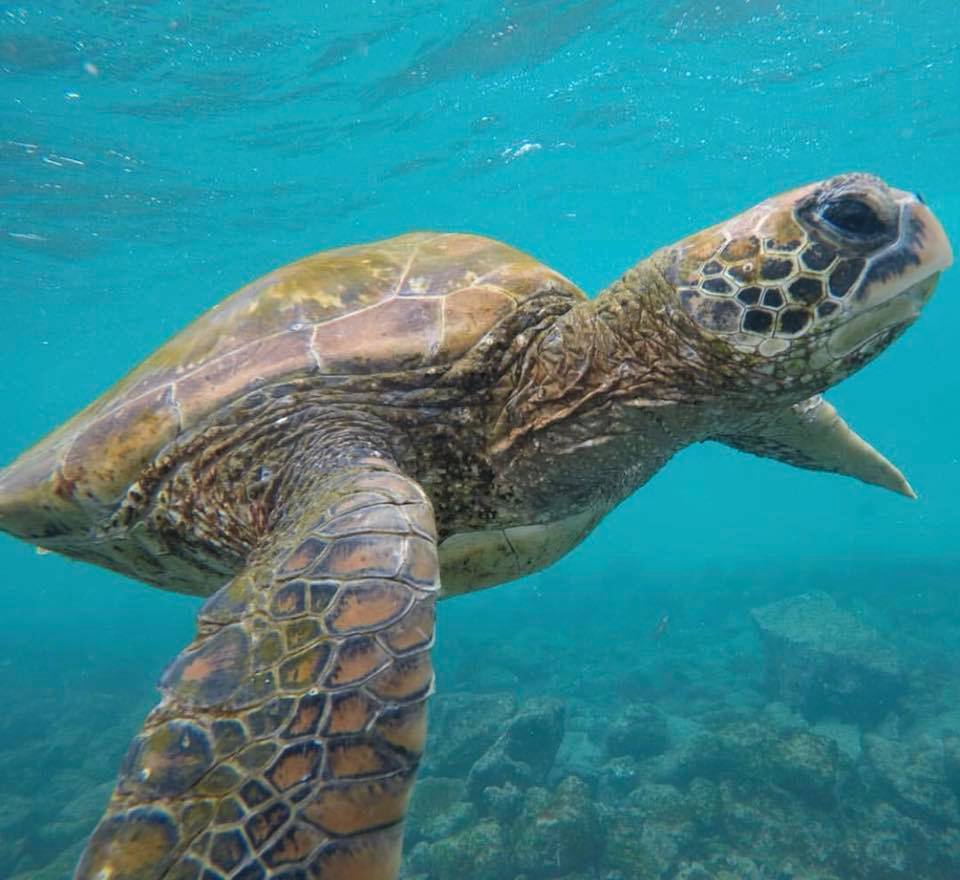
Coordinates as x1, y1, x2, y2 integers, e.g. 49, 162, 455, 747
0, 173, 952, 879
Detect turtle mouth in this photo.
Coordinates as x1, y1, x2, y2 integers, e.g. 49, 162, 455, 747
827, 272, 939, 358
817, 194, 950, 358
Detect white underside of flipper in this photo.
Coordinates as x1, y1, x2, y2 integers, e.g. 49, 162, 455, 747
717, 394, 915, 498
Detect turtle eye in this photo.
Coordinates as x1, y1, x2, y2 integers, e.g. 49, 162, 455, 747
820, 197, 885, 238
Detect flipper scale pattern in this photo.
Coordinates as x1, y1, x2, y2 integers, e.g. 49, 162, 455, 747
75, 466, 438, 880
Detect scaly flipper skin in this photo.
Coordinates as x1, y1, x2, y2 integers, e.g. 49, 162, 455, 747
75, 459, 438, 880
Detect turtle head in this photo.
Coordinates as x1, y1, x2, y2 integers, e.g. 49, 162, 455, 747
652, 173, 953, 395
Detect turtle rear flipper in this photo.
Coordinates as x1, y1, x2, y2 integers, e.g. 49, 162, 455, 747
75, 457, 438, 880
714, 394, 915, 498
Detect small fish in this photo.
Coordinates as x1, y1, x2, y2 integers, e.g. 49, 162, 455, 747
651, 612, 670, 640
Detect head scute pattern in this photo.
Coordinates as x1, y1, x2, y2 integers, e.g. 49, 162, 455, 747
660, 173, 941, 369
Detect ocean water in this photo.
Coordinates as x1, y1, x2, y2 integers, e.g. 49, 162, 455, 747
1, 1, 958, 877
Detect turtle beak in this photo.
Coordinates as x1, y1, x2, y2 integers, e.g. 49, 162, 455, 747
892, 188, 953, 275
846, 190, 954, 320
825, 190, 952, 361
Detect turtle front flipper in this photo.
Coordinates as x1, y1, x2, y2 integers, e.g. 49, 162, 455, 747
714, 394, 915, 498
75, 461, 438, 880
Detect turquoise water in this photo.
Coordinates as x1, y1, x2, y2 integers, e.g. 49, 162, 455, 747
1, 2, 958, 877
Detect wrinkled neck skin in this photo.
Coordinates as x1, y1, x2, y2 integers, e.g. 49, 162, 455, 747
492, 260, 836, 515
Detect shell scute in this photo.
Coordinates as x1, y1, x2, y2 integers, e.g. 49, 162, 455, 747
440, 286, 516, 360
175, 327, 315, 430
0, 435, 83, 541
62, 384, 180, 511
310, 296, 443, 374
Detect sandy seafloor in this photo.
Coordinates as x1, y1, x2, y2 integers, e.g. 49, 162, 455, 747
1, 1, 959, 878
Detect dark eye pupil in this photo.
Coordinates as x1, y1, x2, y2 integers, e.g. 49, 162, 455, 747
821, 198, 884, 236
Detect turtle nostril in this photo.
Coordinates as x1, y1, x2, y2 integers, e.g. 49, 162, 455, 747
916, 192, 926, 205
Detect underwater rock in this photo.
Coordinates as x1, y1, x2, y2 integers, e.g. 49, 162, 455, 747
598, 755, 641, 799
861, 733, 960, 826
625, 781, 693, 820
837, 800, 960, 879
603, 806, 664, 878
480, 781, 524, 823
761, 700, 808, 733
467, 697, 565, 798
682, 777, 723, 833
407, 817, 509, 880
406, 776, 476, 845
605, 701, 670, 761
672, 864, 717, 880
513, 776, 601, 877
751, 591, 905, 724
551, 725, 606, 787
423, 691, 518, 778
504, 697, 566, 772
708, 780, 844, 878
812, 719, 862, 761
665, 719, 843, 807
605, 782, 704, 878
706, 853, 765, 879
771, 728, 843, 807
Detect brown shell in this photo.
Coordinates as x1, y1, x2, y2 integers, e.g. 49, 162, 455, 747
0, 232, 583, 537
